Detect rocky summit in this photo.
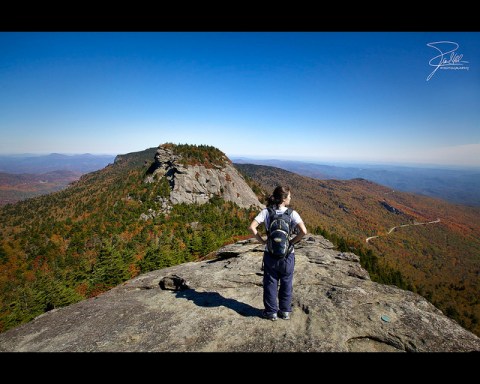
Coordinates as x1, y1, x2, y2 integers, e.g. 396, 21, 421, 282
1, 234, 479, 352
144, 144, 262, 209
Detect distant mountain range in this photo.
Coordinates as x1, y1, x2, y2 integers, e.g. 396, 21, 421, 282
0, 154, 116, 205
232, 158, 480, 207
0, 170, 81, 205
0, 153, 116, 174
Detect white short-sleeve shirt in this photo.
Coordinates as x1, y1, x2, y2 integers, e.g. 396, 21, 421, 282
254, 206, 304, 253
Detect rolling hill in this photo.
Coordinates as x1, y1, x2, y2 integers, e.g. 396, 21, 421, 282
233, 158, 480, 206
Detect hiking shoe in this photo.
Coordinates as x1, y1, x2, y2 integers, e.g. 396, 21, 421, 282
278, 311, 290, 320
262, 311, 278, 321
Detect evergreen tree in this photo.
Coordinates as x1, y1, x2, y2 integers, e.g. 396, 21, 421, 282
138, 246, 161, 273
0, 246, 7, 264
91, 245, 130, 287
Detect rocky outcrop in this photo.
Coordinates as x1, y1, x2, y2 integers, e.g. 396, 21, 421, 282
381, 201, 402, 214
1, 235, 479, 352
144, 145, 262, 209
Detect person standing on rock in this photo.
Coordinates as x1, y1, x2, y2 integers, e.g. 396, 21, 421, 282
248, 185, 307, 321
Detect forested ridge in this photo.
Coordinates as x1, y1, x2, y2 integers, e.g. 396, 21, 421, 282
0, 145, 257, 333
235, 163, 480, 337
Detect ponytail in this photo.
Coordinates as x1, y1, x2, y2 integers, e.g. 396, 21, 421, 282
266, 185, 291, 208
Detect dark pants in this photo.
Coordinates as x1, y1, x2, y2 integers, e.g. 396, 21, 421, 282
263, 251, 295, 316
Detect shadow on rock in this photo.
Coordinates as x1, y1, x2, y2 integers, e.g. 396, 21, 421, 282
206, 251, 239, 263
175, 289, 261, 318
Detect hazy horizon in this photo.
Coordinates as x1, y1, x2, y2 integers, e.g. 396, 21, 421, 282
229, 155, 480, 171
1, 150, 479, 171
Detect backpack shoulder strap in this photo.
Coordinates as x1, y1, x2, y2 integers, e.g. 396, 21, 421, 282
285, 208, 293, 216
266, 207, 275, 233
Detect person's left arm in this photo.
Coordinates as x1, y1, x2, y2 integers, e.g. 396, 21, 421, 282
290, 211, 307, 245
291, 221, 307, 245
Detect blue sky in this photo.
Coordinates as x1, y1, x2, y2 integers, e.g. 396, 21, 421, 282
0, 32, 479, 167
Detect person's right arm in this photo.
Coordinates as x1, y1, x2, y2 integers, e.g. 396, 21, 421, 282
248, 219, 266, 245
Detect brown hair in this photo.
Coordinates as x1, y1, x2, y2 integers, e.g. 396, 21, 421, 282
267, 185, 290, 208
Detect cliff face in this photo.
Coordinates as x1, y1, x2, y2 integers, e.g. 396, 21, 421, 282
144, 144, 262, 209
1, 235, 478, 352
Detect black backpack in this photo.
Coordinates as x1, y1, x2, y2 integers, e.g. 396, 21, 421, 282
266, 207, 293, 258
